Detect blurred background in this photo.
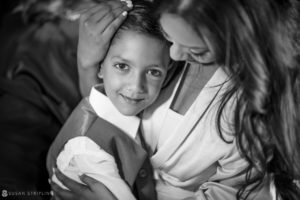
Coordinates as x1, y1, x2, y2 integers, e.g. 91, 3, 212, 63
0, 1, 84, 199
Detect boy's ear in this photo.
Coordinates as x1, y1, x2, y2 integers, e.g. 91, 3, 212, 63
97, 63, 104, 79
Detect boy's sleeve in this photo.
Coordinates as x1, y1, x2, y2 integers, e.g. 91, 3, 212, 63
193, 141, 272, 200
53, 136, 136, 200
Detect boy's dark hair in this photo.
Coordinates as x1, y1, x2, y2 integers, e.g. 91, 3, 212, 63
113, 0, 168, 45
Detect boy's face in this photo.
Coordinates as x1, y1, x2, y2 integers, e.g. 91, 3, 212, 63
101, 31, 170, 116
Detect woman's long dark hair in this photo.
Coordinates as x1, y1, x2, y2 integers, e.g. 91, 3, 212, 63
154, 0, 300, 199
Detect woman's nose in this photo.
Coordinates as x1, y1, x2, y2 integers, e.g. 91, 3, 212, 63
169, 43, 188, 61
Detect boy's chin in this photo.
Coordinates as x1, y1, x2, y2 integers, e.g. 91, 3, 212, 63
118, 108, 141, 117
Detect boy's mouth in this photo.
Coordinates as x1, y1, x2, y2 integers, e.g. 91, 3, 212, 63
120, 94, 144, 104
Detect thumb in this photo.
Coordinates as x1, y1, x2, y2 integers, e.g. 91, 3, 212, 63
79, 174, 100, 187
79, 174, 117, 200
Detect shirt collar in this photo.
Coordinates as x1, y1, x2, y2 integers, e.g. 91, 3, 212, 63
205, 66, 229, 88
89, 85, 140, 139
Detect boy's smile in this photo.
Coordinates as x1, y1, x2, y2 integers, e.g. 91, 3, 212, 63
120, 94, 144, 105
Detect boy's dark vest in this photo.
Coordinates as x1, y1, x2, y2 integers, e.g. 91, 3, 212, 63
47, 99, 156, 200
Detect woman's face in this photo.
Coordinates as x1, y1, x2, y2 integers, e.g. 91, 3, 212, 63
159, 13, 215, 65
101, 31, 170, 116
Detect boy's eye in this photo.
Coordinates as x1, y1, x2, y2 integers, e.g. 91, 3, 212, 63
147, 69, 163, 78
114, 63, 129, 71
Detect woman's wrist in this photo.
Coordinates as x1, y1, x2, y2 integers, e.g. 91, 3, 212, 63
77, 55, 101, 70
78, 61, 99, 96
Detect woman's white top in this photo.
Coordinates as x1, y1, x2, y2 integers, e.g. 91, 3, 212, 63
141, 66, 252, 200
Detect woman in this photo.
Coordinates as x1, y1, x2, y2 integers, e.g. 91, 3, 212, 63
153, 0, 300, 199
51, 0, 300, 199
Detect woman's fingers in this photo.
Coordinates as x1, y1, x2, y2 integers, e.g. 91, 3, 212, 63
95, 6, 126, 34
82, 0, 130, 24
80, 1, 130, 36
100, 0, 133, 35
51, 182, 75, 200
102, 10, 127, 38
80, 174, 117, 200
95, 0, 129, 19
54, 168, 88, 192
79, 174, 99, 186
77, 0, 132, 68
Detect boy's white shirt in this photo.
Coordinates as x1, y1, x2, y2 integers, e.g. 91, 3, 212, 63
89, 86, 140, 139
52, 86, 140, 200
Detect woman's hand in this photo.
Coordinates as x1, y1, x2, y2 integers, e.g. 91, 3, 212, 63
76, 0, 132, 96
77, 0, 132, 69
51, 169, 117, 200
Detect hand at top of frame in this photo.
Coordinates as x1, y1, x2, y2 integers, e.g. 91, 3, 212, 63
77, 0, 133, 69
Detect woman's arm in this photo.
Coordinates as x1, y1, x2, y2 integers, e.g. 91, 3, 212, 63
191, 140, 272, 200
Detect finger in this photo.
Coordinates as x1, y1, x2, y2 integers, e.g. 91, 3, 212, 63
86, 0, 129, 19
74, 0, 131, 13
119, 0, 133, 10
54, 168, 88, 191
102, 10, 128, 38
86, 6, 115, 25
51, 182, 75, 200
73, 2, 98, 14
93, 6, 124, 34
87, 2, 128, 25
98, 0, 132, 9
80, 174, 111, 194
80, 4, 105, 23
75, 0, 131, 21
107, 0, 133, 10
80, 174, 117, 200
79, 174, 101, 186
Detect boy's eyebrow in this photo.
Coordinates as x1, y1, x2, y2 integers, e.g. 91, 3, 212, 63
111, 56, 133, 65
111, 56, 166, 68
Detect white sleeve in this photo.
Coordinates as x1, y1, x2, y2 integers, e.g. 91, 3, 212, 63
191, 141, 272, 200
52, 136, 136, 200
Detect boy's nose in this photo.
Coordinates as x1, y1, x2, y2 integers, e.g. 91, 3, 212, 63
127, 74, 146, 93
